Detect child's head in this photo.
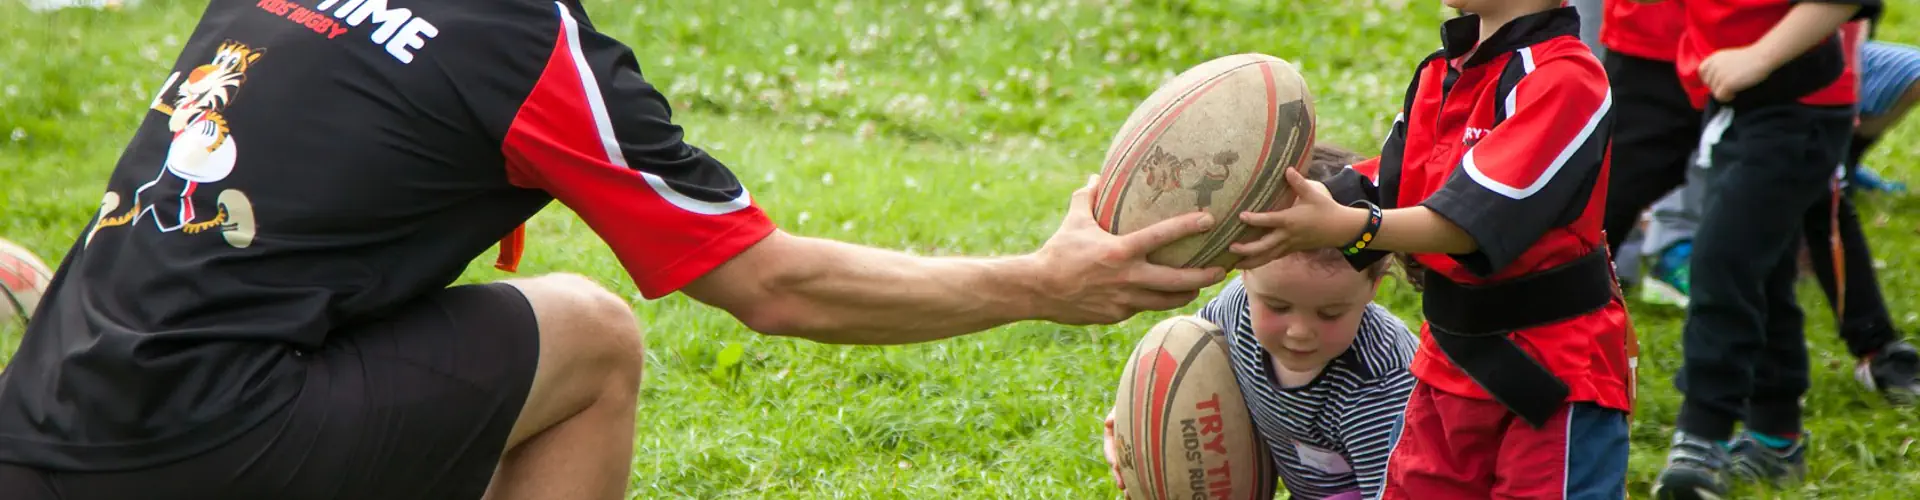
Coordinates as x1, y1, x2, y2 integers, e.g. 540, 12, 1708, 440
1242, 143, 1393, 374
1243, 246, 1388, 375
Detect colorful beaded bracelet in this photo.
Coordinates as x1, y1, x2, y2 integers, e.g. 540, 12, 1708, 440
1342, 200, 1382, 256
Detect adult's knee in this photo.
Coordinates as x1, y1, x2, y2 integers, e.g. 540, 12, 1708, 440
520, 273, 647, 383
561, 274, 646, 380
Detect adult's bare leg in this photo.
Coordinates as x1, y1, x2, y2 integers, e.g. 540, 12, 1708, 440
483, 273, 647, 500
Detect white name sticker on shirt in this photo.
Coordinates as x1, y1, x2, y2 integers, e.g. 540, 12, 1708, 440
1293, 441, 1352, 475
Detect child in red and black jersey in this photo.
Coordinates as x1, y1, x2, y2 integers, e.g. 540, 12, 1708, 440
1229, 2, 1633, 499
1647, 0, 1882, 498
1596, 0, 1695, 258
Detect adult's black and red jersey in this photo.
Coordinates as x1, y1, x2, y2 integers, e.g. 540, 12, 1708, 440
1675, 0, 1882, 109
1325, 7, 1634, 413
0, 0, 774, 470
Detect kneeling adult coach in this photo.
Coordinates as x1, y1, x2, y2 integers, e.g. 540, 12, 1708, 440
0, 0, 1226, 498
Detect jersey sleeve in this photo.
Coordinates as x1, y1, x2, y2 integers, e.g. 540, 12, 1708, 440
1196, 277, 1248, 332
1323, 158, 1382, 208
490, 2, 775, 299
1419, 57, 1612, 277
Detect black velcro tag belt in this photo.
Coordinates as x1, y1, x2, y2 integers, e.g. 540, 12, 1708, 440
1421, 247, 1617, 429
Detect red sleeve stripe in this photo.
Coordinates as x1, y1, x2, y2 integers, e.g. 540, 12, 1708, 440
1462, 82, 1611, 200
553, 1, 755, 216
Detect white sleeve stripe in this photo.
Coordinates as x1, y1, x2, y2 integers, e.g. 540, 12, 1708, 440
1502, 48, 1534, 120
553, 2, 754, 216
1462, 88, 1611, 200
1562, 403, 1574, 498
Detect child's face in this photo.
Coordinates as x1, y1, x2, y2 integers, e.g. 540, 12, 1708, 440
1243, 254, 1382, 374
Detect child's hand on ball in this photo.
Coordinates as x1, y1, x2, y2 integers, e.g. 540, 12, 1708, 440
1227, 168, 1370, 269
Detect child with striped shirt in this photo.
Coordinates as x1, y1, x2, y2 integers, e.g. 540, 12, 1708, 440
1100, 145, 1420, 500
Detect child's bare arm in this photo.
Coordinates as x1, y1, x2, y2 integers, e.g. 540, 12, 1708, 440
1229, 170, 1475, 261
1699, 1, 1876, 101
1235, 55, 1610, 278
1750, 2, 1866, 65
1371, 206, 1477, 255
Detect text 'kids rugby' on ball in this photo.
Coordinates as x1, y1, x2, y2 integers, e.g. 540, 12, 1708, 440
1, 237, 55, 326
1093, 53, 1316, 269
1112, 315, 1277, 500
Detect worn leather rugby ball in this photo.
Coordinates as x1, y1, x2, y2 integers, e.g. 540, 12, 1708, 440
1093, 53, 1317, 268
1112, 315, 1277, 500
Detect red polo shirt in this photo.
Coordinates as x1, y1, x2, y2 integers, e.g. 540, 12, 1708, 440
1676, 0, 1880, 109
1601, 0, 1685, 62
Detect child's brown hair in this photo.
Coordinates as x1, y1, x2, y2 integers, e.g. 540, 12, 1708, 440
1301, 143, 1422, 289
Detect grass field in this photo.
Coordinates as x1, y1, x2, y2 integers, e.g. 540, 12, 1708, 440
5, 0, 1920, 498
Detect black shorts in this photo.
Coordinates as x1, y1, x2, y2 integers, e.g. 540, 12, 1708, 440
0, 283, 541, 500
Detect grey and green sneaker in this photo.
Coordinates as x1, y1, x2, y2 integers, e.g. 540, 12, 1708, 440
1641, 241, 1691, 308
1856, 340, 1920, 406
1728, 431, 1808, 486
1653, 431, 1732, 500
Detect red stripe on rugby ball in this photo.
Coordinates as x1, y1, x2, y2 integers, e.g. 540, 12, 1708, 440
1139, 346, 1179, 500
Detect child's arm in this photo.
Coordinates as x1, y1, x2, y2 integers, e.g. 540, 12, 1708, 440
1236, 56, 1611, 278
1227, 157, 1396, 270
1233, 114, 1416, 271
1700, 1, 1880, 101
1231, 170, 1477, 258
1313, 153, 1478, 257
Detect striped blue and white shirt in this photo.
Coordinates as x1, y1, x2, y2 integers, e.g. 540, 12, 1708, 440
1196, 277, 1419, 500
1860, 40, 1920, 118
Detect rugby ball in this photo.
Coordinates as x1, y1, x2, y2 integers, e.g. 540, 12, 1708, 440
1112, 315, 1277, 500
0, 238, 54, 327
1093, 53, 1317, 269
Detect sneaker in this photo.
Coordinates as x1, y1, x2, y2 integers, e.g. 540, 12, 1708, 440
1727, 431, 1808, 486
1653, 431, 1732, 500
1641, 242, 1692, 308
1851, 166, 1907, 195
1856, 340, 1920, 406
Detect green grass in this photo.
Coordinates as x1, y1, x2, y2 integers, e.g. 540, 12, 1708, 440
5, 0, 1920, 497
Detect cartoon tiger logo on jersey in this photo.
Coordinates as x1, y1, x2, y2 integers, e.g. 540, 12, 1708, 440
89, 39, 261, 249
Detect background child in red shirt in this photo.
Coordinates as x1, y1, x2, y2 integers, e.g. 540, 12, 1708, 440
1595, 0, 1696, 299
1231, 2, 1632, 498
1599, 2, 1920, 417
1650, 0, 1882, 499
